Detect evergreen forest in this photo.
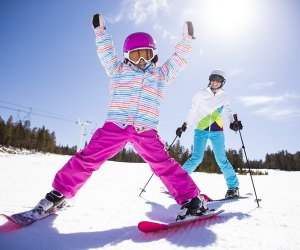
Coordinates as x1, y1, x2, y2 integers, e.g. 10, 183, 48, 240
1, 116, 299, 172
0, 116, 76, 155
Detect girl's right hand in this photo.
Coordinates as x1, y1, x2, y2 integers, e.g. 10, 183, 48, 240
92, 13, 106, 31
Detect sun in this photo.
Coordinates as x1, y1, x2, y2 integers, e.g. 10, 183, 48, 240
195, 0, 259, 41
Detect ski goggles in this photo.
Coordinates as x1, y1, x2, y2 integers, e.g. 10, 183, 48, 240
124, 48, 156, 64
209, 75, 225, 83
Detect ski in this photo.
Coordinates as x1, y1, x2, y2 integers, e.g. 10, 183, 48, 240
0, 212, 51, 227
207, 195, 250, 202
0, 215, 21, 232
138, 209, 224, 233
160, 188, 249, 203
0, 201, 71, 228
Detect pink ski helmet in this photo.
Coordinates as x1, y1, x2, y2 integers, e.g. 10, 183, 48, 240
123, 32, 158, 63
123, 32, 156, 52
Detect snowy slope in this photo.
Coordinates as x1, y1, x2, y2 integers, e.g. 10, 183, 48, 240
0, 152, 300, 250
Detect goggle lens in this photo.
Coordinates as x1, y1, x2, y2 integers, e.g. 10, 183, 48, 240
210, 76, 224, 83
128, 49, 154, 63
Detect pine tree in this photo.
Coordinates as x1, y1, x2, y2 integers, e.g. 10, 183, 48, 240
0, 117, 6, 145
4, 116, 14, 146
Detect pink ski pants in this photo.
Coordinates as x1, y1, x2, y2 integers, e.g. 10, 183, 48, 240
52, 122, 199, 204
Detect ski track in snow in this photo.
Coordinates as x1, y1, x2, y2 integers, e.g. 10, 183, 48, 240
0, 152, 300, 250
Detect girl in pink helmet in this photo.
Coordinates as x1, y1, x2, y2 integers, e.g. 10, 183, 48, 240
18, 13, 210, 223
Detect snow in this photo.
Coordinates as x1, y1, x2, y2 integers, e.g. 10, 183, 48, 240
0, 151, 300, 250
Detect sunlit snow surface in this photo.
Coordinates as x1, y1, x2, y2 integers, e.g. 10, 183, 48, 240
0, 149, 299, 250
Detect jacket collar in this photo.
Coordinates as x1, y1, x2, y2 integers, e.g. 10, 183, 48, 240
206, 86, 224, 95
127, 61, 153, 72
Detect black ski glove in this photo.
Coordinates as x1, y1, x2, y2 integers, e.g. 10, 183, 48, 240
183, 21, 195, 40
230, 120, 243, 132
92, 13, 106, 30
176, 122, 187, 138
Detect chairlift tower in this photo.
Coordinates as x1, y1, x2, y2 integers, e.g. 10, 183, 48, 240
76, 119, 92, 152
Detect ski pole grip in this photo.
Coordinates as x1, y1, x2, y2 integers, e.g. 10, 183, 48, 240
233, 113, 238, 122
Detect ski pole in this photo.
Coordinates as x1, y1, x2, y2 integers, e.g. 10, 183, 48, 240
139, 135, 178, 196
233, 114, 261, 207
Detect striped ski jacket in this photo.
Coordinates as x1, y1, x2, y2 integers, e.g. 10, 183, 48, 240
95, 29, 192, 132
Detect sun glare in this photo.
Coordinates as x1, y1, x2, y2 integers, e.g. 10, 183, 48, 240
198, 0, 258, 40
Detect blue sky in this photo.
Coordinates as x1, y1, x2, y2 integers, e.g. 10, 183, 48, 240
1, 0, 299, 161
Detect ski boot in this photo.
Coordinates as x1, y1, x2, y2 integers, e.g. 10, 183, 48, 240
176, 195, 209, 221
21, 190, 66, 220
225, 187, 240, 198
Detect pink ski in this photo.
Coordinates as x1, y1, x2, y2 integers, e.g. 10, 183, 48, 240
138, 209, 224, 233
0, 214, 21, 232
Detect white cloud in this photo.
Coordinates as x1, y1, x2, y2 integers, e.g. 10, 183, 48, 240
228, 69, 244, 77
254, 107, 300, 120
152, 23, 178, 43
238, 93, 300, 107
238, 95, 284, 107
108, 0, 177, 44
250, 81, 275, 89
113, 0, 170, 26
110, 13, 123, 23
199, 49, 204, 56
238, 93, 300, 121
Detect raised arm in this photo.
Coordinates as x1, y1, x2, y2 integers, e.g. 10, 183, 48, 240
92, 13, 122, 77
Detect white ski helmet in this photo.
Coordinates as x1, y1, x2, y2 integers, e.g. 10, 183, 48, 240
209, 70, 226, 82
208, 69, 226, 89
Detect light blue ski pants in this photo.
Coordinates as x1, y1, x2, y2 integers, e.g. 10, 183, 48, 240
182, 129, 239, 189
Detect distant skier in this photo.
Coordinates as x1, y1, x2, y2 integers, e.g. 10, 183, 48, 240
20, 14, 211, 223
176, 70, 243, 198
